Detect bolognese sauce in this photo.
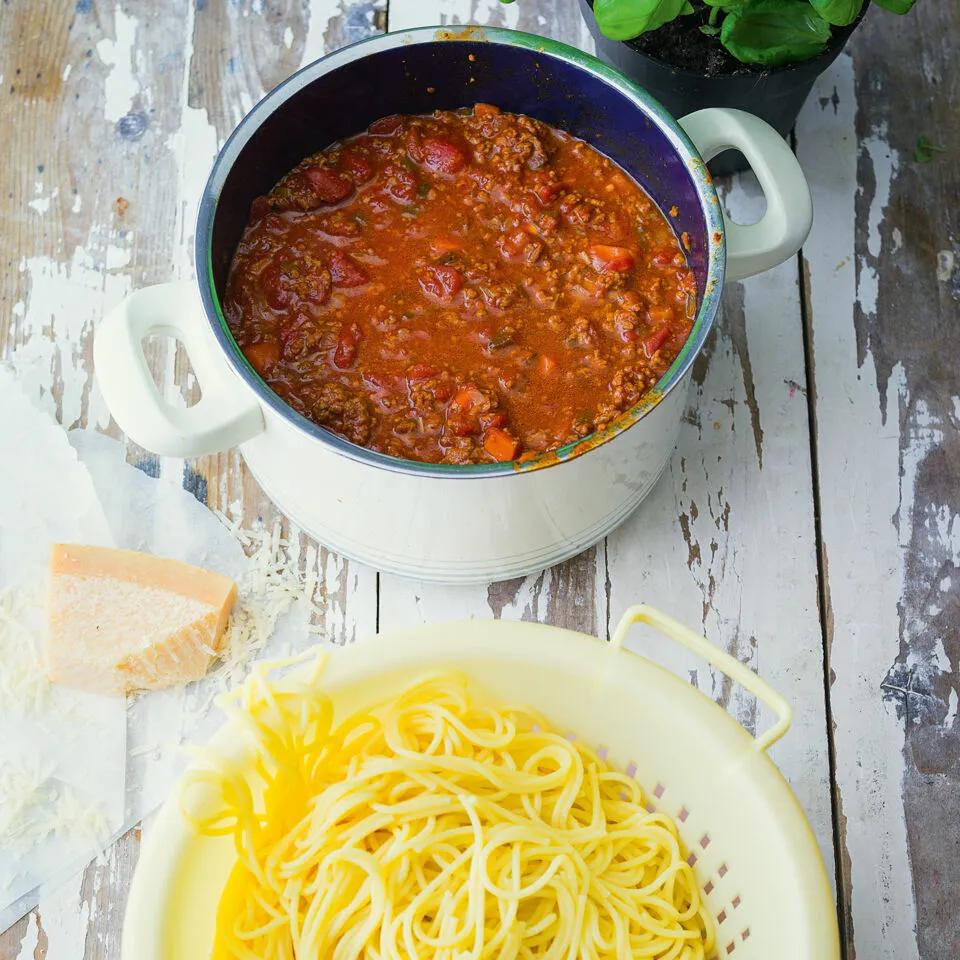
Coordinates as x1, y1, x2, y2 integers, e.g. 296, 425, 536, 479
224, 105, 696, 465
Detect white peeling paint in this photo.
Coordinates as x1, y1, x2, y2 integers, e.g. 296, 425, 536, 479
12, 246, 131, 429
856, 128, 898, 321
946, 689, 959, 729
389, 0, 520, 30
27, 186, 57, 216
95, 6, 139, 124
937, 249, 956, 283
283, 26, 294, 48
62, 64, 72, 82
797, 53, 920, 960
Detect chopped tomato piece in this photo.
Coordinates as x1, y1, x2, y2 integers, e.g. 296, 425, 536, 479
483, 427, 520, 462
422, 137, 467, 175
419, 264, 463, 302
245, 341, 280, 375
362, 370, 393, 390
304, 166, 354, 204
473, 103, 501, 117
383, 164, 418, 205
448, 417, 480, 437
588, 244, 635, 273
643, 328, 671, 358
480, 411, 508, 431
529, 172, 565, 205
329, 250, 368, 287
338, 149, 374, 183
368, 113, 403, 136
333, 322, 361, 369
407, 363, 438, 381
406, 126, 425, 164
498, 226, 535, 261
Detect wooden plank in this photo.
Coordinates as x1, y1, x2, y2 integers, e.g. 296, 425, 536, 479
797, 3, 960, 957
0, 1, 383, 955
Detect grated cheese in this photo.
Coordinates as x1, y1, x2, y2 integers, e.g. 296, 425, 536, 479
208, 515, 327, 691
0, 585, 49, 715
0, 756, 110, 858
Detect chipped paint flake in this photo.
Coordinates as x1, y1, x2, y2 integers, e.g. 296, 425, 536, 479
937, 248, 956, 283
95, 6, 139, 124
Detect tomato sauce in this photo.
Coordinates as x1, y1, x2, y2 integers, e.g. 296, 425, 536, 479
224, 105, 696, 465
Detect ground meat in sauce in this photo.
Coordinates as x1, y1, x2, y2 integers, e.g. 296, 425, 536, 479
224, 104, 696, 465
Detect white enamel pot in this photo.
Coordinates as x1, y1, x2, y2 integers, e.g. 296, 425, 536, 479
94, 27, 812, 584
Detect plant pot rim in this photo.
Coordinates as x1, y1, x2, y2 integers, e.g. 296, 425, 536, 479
583, 0, 870, 80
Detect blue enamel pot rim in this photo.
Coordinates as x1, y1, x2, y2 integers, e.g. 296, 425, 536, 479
195, 25, 726, 480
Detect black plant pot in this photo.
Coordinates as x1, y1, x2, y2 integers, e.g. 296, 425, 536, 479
579, 0, 867, 175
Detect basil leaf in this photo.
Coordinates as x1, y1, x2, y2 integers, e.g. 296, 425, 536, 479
593, 0, 694, 40
914, 136, 945, 163
873, 0, 916, 11
809, 0, 864, 26
720, 0, 832, 66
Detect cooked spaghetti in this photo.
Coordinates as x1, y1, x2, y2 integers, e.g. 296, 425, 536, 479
183, 654, 715, 959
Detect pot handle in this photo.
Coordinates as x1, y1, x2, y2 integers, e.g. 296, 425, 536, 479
678, 108, 812, 283
611, 604, 792, 752
93, 281, 264, 457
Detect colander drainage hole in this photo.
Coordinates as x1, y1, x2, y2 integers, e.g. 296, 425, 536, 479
725, 940, 736, 954
731, 895, 741, 909
678, 806, 689, 822
686, 852, 698, 867
653, 782, 665, 798
699, 833, 711, 849
741, 928, 750, 941
704, 880, 714, 894
717, 862, 728, 877
717, 909, 727, 924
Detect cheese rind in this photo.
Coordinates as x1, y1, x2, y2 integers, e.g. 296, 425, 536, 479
47, 545, 237, 695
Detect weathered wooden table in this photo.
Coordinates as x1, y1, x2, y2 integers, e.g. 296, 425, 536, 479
1, 1, 956, 957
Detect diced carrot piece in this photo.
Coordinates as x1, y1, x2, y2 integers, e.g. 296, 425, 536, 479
483, 427, 521, 462
430, 236, 462, 255
648, 306, 673, 325
245, 341, 280, 375
588, 244, 635, 273
450, 387, 484, 413
474, 103, 501, 117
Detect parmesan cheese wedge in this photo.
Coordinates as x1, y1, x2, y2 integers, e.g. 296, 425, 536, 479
47, 544, 237, 695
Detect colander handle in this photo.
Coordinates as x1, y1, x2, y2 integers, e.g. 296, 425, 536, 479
611, 605, 792, 752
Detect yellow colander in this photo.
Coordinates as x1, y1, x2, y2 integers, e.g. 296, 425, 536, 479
121, 605, 840, 960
